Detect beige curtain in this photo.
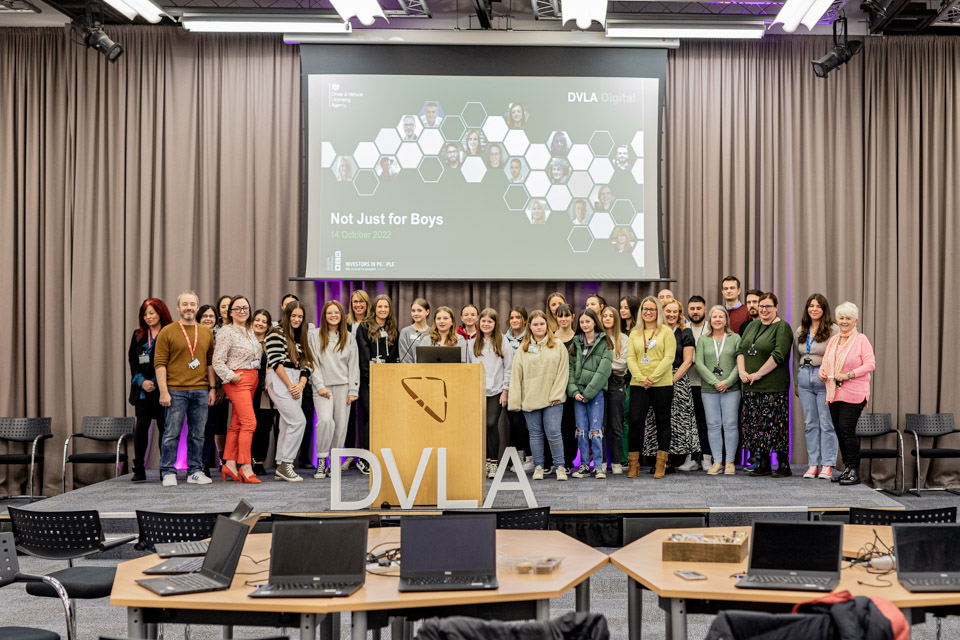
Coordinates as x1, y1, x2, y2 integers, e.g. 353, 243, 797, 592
1, 29, 958, 496
0, 26, 307, 495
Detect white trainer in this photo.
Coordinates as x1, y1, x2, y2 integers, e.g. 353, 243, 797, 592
677, 455, 699, 471
522, 456, 535, 472
532, 465, 544, 481
161, 474, 177, 487
187, 471, 212, 485
610, 463, 623, 475
555, 466, 568, 481
487, 462, 498, 479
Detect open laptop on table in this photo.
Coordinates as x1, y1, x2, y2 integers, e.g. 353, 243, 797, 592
155, 499, 257, 560
416, 346, 462, 364
249, 519, 369, 597
735, 521, 842, 592
398, 515, 498, 592
137, 516, 248, 596
894, 523, 960, 592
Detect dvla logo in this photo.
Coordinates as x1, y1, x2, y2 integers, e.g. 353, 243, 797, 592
401, 376, 448, 422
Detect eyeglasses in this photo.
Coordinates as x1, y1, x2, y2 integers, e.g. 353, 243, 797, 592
232, 306, 250, 313
758, 304, 775, 310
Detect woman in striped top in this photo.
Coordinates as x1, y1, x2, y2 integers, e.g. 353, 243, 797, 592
264, 301, 315, 482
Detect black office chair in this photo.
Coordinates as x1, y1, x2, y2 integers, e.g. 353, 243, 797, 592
905, 413, 960, 497
848, 506, 957, 525
8, 507, 136, 637
1, 531, 76, 640
0, 417, 53, 501
439, 507, 550, 530
414, 612, 609, 640
61, 416, 135, 493
134, 510, 223, 552
856, 413, 904, 496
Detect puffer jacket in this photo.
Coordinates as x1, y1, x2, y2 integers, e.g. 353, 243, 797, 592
415, 612, 609, 640
567, 333, 613, 401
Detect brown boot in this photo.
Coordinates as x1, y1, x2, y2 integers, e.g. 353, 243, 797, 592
626, 452, 640, 478
654, 451, 669, 479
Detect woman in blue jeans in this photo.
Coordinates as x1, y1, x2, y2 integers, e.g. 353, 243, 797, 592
795, 294, 839, 479
567, 309, 613, 479
694, 306, 742, 475
508, 310, 570, 482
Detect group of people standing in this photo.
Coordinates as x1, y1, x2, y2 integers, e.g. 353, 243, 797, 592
127, 277, 876, 487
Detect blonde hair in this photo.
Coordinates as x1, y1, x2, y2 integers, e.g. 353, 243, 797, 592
347, 289, 371, 326
520, 310, 557, 352
630, 296, 664, 337
545, 292, 566, 333
660, 298, 687, 330
600, 305, 621, 351
473, 308, 504, 359
429, 306, 459, 347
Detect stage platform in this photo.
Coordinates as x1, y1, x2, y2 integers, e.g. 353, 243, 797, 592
1, 464, 902, 520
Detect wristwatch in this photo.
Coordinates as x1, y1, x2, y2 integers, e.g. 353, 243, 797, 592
847, 371, 854, 379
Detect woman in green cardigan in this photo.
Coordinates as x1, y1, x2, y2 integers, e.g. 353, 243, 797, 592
736, 292, 794, 478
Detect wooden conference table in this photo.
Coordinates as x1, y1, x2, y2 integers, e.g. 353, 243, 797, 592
111, 528, 609, 640
610, 525, 960, 640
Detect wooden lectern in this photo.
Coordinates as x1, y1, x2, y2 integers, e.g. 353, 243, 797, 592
370, 363, 485, 506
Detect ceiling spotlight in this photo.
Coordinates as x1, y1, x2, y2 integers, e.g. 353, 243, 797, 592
71, 13, 123, 63
812, 17, 861, 78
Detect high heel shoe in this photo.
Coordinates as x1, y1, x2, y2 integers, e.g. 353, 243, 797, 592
240, 469, 261, 484
221, 466, 241, 482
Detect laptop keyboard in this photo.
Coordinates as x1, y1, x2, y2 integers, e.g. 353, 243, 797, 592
268, 582, 352, 591
902, 577, 958, 587
748, 575, 832, 586
175, 557, 204, 572
169, 573, 219, 590
406, 576, 492, 586
168, 540, 209, 554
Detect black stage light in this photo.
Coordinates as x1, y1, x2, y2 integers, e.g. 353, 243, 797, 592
72, 14, 123, 63
811, 16, 861, 78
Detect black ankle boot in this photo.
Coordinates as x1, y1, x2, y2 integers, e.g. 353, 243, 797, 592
839, 467, 861, 486
832, 467, 849, 483
132, 461, 147, 482
748, 457, 772, 477
772, 455, 792, 478
252, 463, 266, 476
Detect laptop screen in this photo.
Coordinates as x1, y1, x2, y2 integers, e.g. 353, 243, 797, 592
749, 522, 842, 573
401, 515, 496, 575
894, 524, 960, 573
416, 346, 462, 364
202, 516, 249, 581
228, 499, 254, 520
271, 521, 369, 579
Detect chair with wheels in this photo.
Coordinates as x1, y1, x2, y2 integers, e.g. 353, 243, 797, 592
134, 510, 223, 552
1, 531, 76, 640
61, 416, 135, 493
0, 417, 53, 501
7, 507, 136, 637
849, 506, 957, 525
856, 413, 904, 496
905, 413, 960, 497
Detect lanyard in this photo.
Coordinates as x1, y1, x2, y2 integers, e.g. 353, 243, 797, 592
713, 334, 727, 364
806, 331, 815, 354
643, 329, 654, 354
751, 323, 772, 351
178, 322, 199, 359
147, 328, 157, 349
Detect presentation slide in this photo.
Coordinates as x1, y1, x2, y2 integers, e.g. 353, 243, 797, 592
304, 73, 661, 281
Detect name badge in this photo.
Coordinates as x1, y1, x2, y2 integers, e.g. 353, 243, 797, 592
747, 347, 758, 357
713, 367, 723, 376
640, 356, 651, 365
138, 354, 150, 365
251, 361, 260, 370
188, 358, 201, 370
646, 339, 656, 350
528, 345, 540, 354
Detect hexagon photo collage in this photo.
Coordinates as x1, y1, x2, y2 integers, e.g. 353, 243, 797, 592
320, 101, 647, 267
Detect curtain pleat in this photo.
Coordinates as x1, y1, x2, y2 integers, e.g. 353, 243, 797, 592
0, 28, 958, 495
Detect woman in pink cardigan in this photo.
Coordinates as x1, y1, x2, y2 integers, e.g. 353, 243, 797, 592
819, 301, 876, 486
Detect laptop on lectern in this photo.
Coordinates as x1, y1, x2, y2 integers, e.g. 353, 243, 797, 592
894, 524, 960, 592
735, 521, 842, 592
416, 346, 462, 364
398, 515, 498, 592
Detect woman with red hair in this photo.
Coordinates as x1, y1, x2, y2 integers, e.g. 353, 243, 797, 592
128, 297, 174, 482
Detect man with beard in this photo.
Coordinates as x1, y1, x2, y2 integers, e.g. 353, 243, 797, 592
681, 295, 710, 470
155, 290, 215, 487
740, 289, 763, 336
444, 143, 461, 169
613, 144, 631, 171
